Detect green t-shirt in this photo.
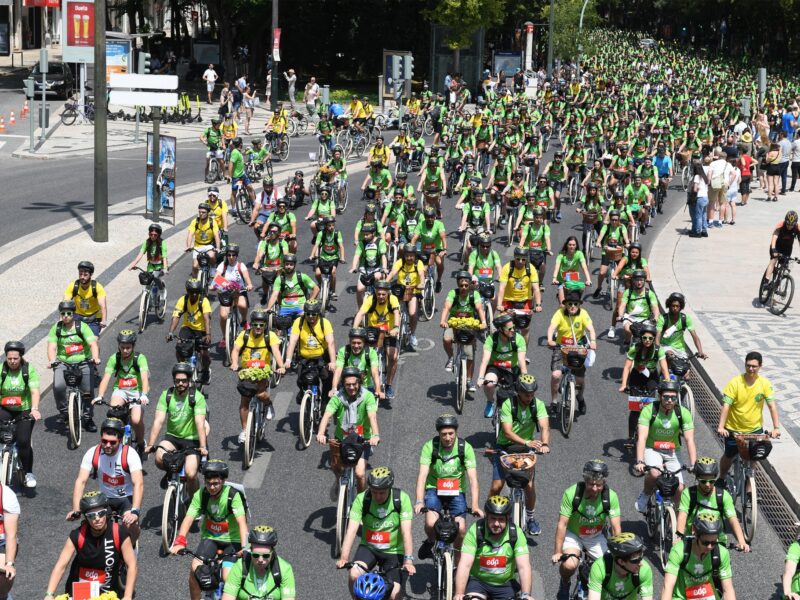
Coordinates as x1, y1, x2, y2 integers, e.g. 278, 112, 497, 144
677, 485, 736, 544
355, 239, 387, 269
265, 211, 297, 235
496, 397, 547, 446
484, 332, 527, 369
556, 251, 586, 283
462, 202, 489, 228
138, 240, 168, 270
664, 540, 732, 600
335, 345, 380, 389
186, 484, 246, 543
349, 488, 413, 554
559, 483, 621, 537
625, 343, 666, 373
639, 403, 694, 450
0, 363, 40, 411
621, 288, 655, 320
599, 224, 626, 252
257, 239, 289, 269
656, 313, 695, 353
445, 290, 481, 319
222, 555, 296, 600
419, 437, 477, 493
520, 222, 550, 249
204, 126, 221, 149
274, 272, 316, 309
587, 555, 654, 599
469, 250, 502, 280
413, 220, 446, 251
104, 352, 149, 392
231, 148, 245, 178
47, 321, 96, 364
786, 542, 800, 594
324, 389, 377, 440
311, 197, 335, 218
156, 388, 207, 440
314, 229, 343, 261
354, 219, 385, 243
461, 521, 529, 586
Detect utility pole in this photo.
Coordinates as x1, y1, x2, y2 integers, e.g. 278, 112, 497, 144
270, 0, 279, 112
151, 107, 161, 223
94, 0, 108, 242
577, 0, 591, 79
546, 0, 555, 80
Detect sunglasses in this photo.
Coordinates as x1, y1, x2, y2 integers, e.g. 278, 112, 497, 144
251, 552, 273, 560
641, 335, 654, 341
698, 538, 718, 547
698, 479, 716, 485
174, 378, 190, 384
85, 509, 109, 520
565, 301, 581, 307
503, 326, 516, 332
60, 311, 74, 317
624, 555, 643, 564
252, 323, 266, 328
100, 438, 120, 446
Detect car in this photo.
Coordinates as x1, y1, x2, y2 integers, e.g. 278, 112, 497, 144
30, 62, 75, 99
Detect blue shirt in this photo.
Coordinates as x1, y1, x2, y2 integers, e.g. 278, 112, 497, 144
654, 154, 672, 177
782, 112, 797, 135
329, 103, 345, 118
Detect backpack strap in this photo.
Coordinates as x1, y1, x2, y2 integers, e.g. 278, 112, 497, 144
165, 386, 196, 414
363, 488, 401, 517
114, 352, 142, 379
112, 521, 121, 552
602, 553, 614, 592
648, 401, 685, 433
711, 544, 722, 595
431, 437, 465, 469
0, 362, 29, 391
120, 444, 130, 474
77, 522, 87, 552
511, 397, 538, 429
90, 444, 103, 479
571, 481, 586, 514
72, 280, 97, 299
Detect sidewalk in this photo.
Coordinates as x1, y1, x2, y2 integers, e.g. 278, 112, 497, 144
650, 180, 800, 513
0, 46, 61, 75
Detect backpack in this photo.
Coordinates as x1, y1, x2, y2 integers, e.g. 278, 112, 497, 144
239, 552, 283, 596
71, 280, 98, 300
571, 481, 611, 516
710, 164, 728, 191
507, 263, 532, 289
90, 443, 131, 480
430, 437, 465, 470
602, 552, 640, 596
279, 273, 311, 304
0, 362, 29, 391
165, 386, 197, 412
201, 484, 249, 522
113, 352, 142, 379
362, 487, 402, 518
76, 520, 121, 553
475, 518, 518, 550
647, 401, 685, 433
687, 485, 725, 519
55, 321, 89, 345
660, 313, 687, 336
343, 344, 372, 371
680, 539, 722, 596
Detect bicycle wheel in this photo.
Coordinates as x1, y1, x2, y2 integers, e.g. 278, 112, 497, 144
399, 311, 410, 351
279, 141, 290, 162
438, 550, 454, 600
758, 271, 772, 304
422, 279, 436, 320
243, 401, 258, 469
354, 136, 368, 158
61, 108, 78, 126
235, 191, 251, 225
0, 452, 10, 487
298, 390, 314, 449
318, 145, 327, 166
375, 114, 386, 129
741, 475, 758, 543
423, 118, 434, 137
336, 129, 350, 149
205, 160, 219, 184
287, 119, 297, 137
455, 356, 467, 414
659, 505, 677, 570
768, 273, 794, 315
583, 229, 594, 262
679, 382, 695, 419
568, 177, 577, 204
334, 481, 349, 557
137, 289, 150, 333
560, 379, 575, 436
155, 282, 168, 320
681, 166, 690, 192
67, 390, 82, 448
161, 484, 180, 553
370, 125, 382, 144
319, 278, 330, 313
224, 316, 237, 367
297, 118, 309, 135
505, 212, 514, 247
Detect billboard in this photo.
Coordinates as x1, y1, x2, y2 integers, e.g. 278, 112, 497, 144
62, 0, 94, 63
146, 133, 176, 223
106, 39, 130, 82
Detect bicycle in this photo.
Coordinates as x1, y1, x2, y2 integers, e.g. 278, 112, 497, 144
557, 346, 587, 437
451, 328, 476, 414
93, 398, 140, 447
316, 259, 337, 314
172, 334, 208, 391
178, 548, 239, 599
0, 414, 33, 488
267, 132, 290, 162
758, 255, 799, 315
331, 433, 371, 557
505, 196, 523, 248
237, 379, 269, 469
298, 361, 325, 449
364, 327, 388, 393
391, 284, 413, 353
668, 352, 697, 419
205, 151, 225, 184
421, 497, 462, 600
478, 281, 496, 334
643, 463, 686, 569
601, 246, 624, 311
491, 371, 516, 441
132, 267, 167, 334
151, 445, 194, 553
420, 251, 437, 321
490, 447, 539, 535
61, 100, 95, 125
219, 283, 243, 367
233, 182, 254, 225
53, 360, 93, 449
268, 312, 294, 388
580, 212, 599, 263
557, 552, 594, 600
189, 248, 215, 299
725, 432, 773, 543
393, 147, 410, 177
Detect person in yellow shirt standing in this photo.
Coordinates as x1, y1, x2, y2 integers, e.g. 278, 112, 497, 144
186, 202, 221, 279
496, 248, 542, 346
64, 261, 108, 337
285, 299, 336, 403
167, 278, 213, 384
716, 351, 781, 480
354, 281, 402, 403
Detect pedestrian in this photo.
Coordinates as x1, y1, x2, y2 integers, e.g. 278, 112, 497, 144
724, 158, 741, 225
218, 81, 231, 119
304, 76, 320, 118
765, 142, 782, 202
202, 63, 218, 104
443, 71, 452, 94
284, 68, 297, 110
689, 156, 710, 238
779, 130, 793, 195
231, 77, 244, 123
243, 85, 255, 135
781, 103, 798, 138
265, 69, 272, 106
707, 149, 732, 228
737, 146, 754, 206
722, 135, 739, 160
791, 130, 800, 192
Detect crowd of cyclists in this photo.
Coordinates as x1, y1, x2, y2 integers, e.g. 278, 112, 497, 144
3, 28, 800, 600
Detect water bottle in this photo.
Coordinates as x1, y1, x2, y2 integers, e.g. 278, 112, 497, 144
655, 489, 663, 505
312, 384, 319, 398
190, 354, 197, 371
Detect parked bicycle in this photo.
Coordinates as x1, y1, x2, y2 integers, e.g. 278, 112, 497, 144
61, 100, 95, 125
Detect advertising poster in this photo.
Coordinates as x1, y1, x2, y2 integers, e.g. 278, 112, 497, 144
106, 39, 130, 82
146, 133, 176, 222
0, 22, 9, 57
62, 0, 95, 63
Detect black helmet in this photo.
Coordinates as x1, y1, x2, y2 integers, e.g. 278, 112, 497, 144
435, 414, 459, 430
493, 312, 513, 329
423, 206, 437, 218
666, 292, 686, 309
116, 329, 137, 345
631, 269, 646, 280
455, 270, 472, 282
364, 202, 378, 214
77, 260, 95, 274
59, 300, 77, 313
80, 491, 109, 513
3, 341, 25, 356
513, 247, 528, 258
516, 373, 538, 394
100, 418, 125, 437
276, 198, 288, 207
185, 278, 203, 293
203, 459, 229, 479
148, 223, 163, 234
658, 380, 681, 395
249, 525, 278, 547
349, 327, 368, 340
694, 456, 719, 479
478, 234, 492, 246
396, 171, 408, 179
232, 136, 243, 147
341, 366, 362, 380
250, 309, 269, 324
484, 495, 512, 516
263, 177, 274, 187
322, 215, 336, 225
639, 321, 658, 337
628, 242, 642, 253
693, 513, 722, 535
403, 243, 417, 254
283, 254, 297, 264
583, 459, 609, 480
172, 362, 193, 377
295, 170, 304, 178
607, 532, 644, 558
226, 243, 240, 256
374, 281, 392, 291
532, 207, 545, 217
785, 210, 798, 228
361, 223, 377, 234
198, 202, 211, 212
304, 299, 322, 315
207, 185, 220, 196
211, 117, 222, 126
367, 466, 394, 490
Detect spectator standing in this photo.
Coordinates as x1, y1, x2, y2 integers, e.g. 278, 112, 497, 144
689, 156, 710, 238
765, 142, 782, 202
790, 130, 800, 192
243, 85, 255, 135
304, 76, 320, 117
722, 135, 739, 160
231, 77, 245, 123
724, 158, 741, 225
218, 81, 232, 118
284, 68, 297, 110
202, 63, 218, 104
265, 69, 272, 106
781, 104, 798, 138
707, 149, 733, 228
737, 146, 754, 206
779, 130, 793, 195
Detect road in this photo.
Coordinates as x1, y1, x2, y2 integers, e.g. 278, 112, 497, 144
0, 71, 63, 160
11, 131, 788, 599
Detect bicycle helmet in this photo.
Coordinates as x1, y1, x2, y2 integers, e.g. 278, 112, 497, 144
226, 243, 240, 256
532, 207, 545, 217
630, 269, 646, 280
198, 202, 211, 212
478, 234, 492, 246
148, 223, 163, 234
263, 177, 274, 187
666, 292, 686, 309
207, 185, 220, 196
493, 312, 513, 330
628, 242, 642, 253
693, 513, 722, 535
3, 341, 25, 356
423, 206, 437, 218
694, 457, 719, 479
341, 366, 362, 380
211, 117, 221, 126
402, 243, 417, 254
396, 172, 408, 180
516, 373, 538, 394
80, 491, 109, 513
658, 379, 681, 395
374, 281, 392, 291
364, 203, 378, 214
353, 573, 387, 600
786, 210, 798, 227
349, 327, 368, 340
100, 418, 125, 437
361, 223, 377, 234
455, 270, 472, 282
172, 362, 193, 377
203, 459, 229, 479
185, 278, 203, 293
484, 495, 512, 516
77, 260, 95, 274
639, 321, 658, 337
435, 414, 459, 431
513, 247, 528, 258
295, 170, 304, 178
116, 329, 137, 345
283, 254, 297, 264
251, 138, 262, 146
250, 308, 269, 324
232, 137, 243, 147
276, 198, 288, 207
249, 525, 278, 547
367, 466, 394, 490
583, 459, 609, 480
304, 299, 322, 315
607, 532, 644, 558
322, 216, 336, 225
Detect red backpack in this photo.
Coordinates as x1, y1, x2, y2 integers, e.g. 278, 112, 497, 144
90, 444, 130, 479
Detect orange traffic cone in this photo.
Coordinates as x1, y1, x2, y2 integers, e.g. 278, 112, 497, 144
22, 101, 29, 118
0, 118, 6, 133
9, 112, 15, 126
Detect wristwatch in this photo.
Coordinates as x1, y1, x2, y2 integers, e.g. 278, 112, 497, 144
130, 508, 141, 516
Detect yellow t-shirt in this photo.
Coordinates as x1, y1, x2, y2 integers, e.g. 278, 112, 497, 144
189, 217, 218, 247
172, 295, 212, 332
207, 199, 229, 230
549, 309, 592, 346
363, 102, 374, 118
360, 294, 401, 330
221, 121, 238, 140
64, 280, 107, 318
393, 259, 425, 290
234, 330, 280, 367
349, 100, 365, 118
291, 316, 333, 359
269, 115, 287, 134
722, 375, 774, 432
369, 145, 390, 166
499, 262, 538, 303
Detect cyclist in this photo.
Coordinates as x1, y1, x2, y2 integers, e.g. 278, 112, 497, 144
221, 525, 296, 600
201, 117, 225, 181
337, 466, 414, 600
310, 215, 345, 302
381, 190, 406, 247
552, 460, 622, 598
468, 233, 503, 292
367, 135, 390, 169
546, 291, 597, 416
362, 159, 393, 202
228, 136, 256, 206
782, 526, 800, 600
354, 202, 385, 246
490, 374, 550, 535
212, 244, 254, 346
47, 300, 100, 430
394, 171, 414, 201
350, 223, 388, 308
326, 146, 349, 200
415, 414, 481, 556
615, 270, 659, 344
331, 328, 383, 401
542, 150, 568, 221
417, 157, 448, 217
518, 206, 552, 285
206, 186, 230, 248
411, 206, 447, 293
167, 278, 212, 383
221, 112, 238, 167
453, 495, 532, 600
387, 243, 425, 350
285, 299, 336, 403
716, 351, 781, 480
262, 198, 298, 253
231, 308, 285, 436
251, 177, 279, 233
127, 222, 169, 277
0, 340, 40, 488
253, 223, 288, 304
70, 418, 144, 544
316, 367, 380, 496
440, 270, 487, 390
458, 189, 492, 256
656, 292, 708, 360
654, 142, 673, 199
305, 185, 337, 237
765, 210, 800, 282
498, 248, 542, 346
623, 173, 651, 236
476, 312, 529, 419
145, 362, 209, 498
264, 108, 288, 149
662, 514, 735, 600
587, 532, 654, 600
675, 457, 750, 553
46, 491, 137, 600
634, 380, 697, 512
552, 236, 593, 304
94, 330, 150, 454
266, 254, 319, 318
186, 202, 221, 279
354, 281, 401, 402
0, 482, 18, 599
171, 460, 249, 600
64, 260, 108, 336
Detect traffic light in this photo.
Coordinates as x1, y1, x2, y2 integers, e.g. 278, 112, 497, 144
138, 52, 152, 74
24, 77, 35, 99
403, 55, 414, 80
391, 56, 401, 82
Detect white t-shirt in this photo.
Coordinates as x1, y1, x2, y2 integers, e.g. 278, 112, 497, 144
215, 261, 248, 289
80, 444, 143, 499
305, 82, 319, 103
0, 485, 20, 546
203, 68, 218, 84
693, 166, 709, 197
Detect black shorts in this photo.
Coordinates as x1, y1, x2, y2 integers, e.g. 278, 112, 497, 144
163, 435, 201, 453
383, 335, 398, 348
465, 576, 521, 599
739, 176, 751, 195
108, 496, 133, 515
353, 545, 407, 589
179, 327, 209, 349
772, 246, 792, 260
432, 120, 443, 134
486, 366, 518, 385
196, 538, 242, 561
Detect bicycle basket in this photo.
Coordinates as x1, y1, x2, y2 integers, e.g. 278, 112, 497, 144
657, 472, 680, 498
162, 450, 186, 475
197, 253, 210, 268
300, 363, 320, 386
273, 315, 294, 331
391, 283, 405, 299
138, 271, 154, 286
582, 212, 598, 224
434, 518, 459, 544
523, 155, 536, 167
340, 433, 364, 466
318, 260, 335, 275
528, 249, 545, 268
605, 246, 623, 262
511, 310, 532, 330
478, 281, 495, 300
236, 380, 259, 398
0, 422, 16, 445
63, 366, 83, 387
669, 356, 691, 377
194, 563, 219, 591
454, 328, 476, 344
736, 437, 772, 461
561, 347, 587, 369
501, 454, 537, 489
365, 327, 381, 345
107, 404, 131, 423
177, 339, 195, 360
359, 271, 376, 287
218, 290, 234, 307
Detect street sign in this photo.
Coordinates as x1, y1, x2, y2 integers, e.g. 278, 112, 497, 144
109, 90, 178, 107
109, 73, 178, 90
62, 0, 95, 63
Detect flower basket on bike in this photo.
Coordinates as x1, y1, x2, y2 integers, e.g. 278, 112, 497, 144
560, 346, 588, 369
656, 470, 680, 498
582, 212, 599, 224
528, 249, 546, 268
434, 516, 459, 544
340, 432, 365, 467
500, 451, 537, 489
605, 246, 624, 262
138, 271, 155, 286
735, 435, 772, 462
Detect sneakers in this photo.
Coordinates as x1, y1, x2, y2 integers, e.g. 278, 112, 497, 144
554, 212, 562, 222
238, 430, 246, 444
435, 280, 442, 293
386, 385, 396, 401
468, 379, 476, 392
526, 515, 541, 535
418, 539, 434, 560
445, 357, 454, 372
266, 404, 275, 420
24, 472, 37, 488
635, 491, 649, 514
578, 399, 586, 415
409, 335, 418, 350
484, 401, 495, 419
330, 292, 338, 301
607, 326, 616, 339
82, 418, 97, 433
592, 287, 602, 299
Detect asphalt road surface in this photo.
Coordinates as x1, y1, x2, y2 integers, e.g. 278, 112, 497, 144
12, 131, 788, 599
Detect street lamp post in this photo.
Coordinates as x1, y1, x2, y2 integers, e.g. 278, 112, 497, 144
577, 0, 591, 78
94, 0, 108, 242
546, 0, 555, 79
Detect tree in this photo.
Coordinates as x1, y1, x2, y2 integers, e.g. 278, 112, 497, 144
425, 0, 506, 70
542, 0, 601, 63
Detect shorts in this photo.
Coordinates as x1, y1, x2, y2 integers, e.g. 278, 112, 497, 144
278, 305, 303, 318
424, 489, 468, 517
562, 529, 607, 561
432, 120, 443, 134
207, 149, 223, 159
739, 176, 751, 195
443, 329, 475, 359
255, 210, 274, 225
193, 245, 215, 259
724, 428, 763, 458
708, 188, 726, 205
766, 164, 781, 176
110, 388, 145, 405
179, 326, 209, 349
465, 577, 521, 599
231, 174, 252, 190
644, 448, 684, 484
353, 545, 407, 590
206, 82, 215, 92
232, 101, 242, 112
548, 181, 564, 193
108, 496, 133, 516
163, 434, 201, 452
196, 538, 242, 569
485, 366, 517, 385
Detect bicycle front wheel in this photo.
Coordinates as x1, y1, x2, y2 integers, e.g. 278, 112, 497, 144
161, 484, 180, 553
768, 273, 794, 315
512, 492, 525, 532
319, 277, 330, 313
298, 391, 314, 449
137, 289, 150, 333
0, 452, 11, 487
422, 279, 436, 320
61, 108, 78, 126
560, 380, 575, 436
156, 283, 168, 320
224, 317, 237, 367
438, 550, 454, 600
680, 382, 695, 420
455, 356, 467, 414
67, 390, 82, 448
243, 402, 258, 469
659, 505, 677, 570
236, 191, 251, 225
334, 481, 349, 558
741, 475, 758, 543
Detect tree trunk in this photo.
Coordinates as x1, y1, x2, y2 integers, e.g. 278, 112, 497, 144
452, 47, 460, 72
206, 0, 234, 80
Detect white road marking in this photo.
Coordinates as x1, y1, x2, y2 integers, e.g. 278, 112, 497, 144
0, 134, 28, 139
242, 390, 292, 489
